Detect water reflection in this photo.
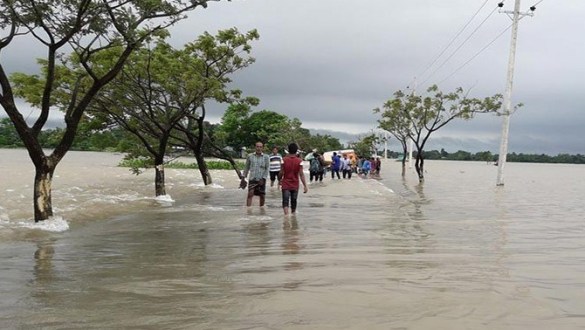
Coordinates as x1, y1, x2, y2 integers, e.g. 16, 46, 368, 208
33, 240, 55, 283
397, 178, 429, 222
32, 239, 56, 306
2, 154, 585, 329
246, 207, 267, 216
281, 217, 303, 289
243, 217, 271, 257
282, 217, 301, 257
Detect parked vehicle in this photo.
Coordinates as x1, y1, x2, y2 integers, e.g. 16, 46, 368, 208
321, 149, 357, 167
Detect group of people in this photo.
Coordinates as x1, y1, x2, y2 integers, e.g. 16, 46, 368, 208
239, 143, 382, 215
240, 142, 308, 216
310, 151, 382, 180
357, 156, 382, 178
323, 151, 356, 180
305, 150, 326, 182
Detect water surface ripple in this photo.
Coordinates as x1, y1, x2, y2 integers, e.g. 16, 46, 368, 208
1, 150, 584, 329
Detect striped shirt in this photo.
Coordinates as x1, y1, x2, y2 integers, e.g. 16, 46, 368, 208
243, 153, 270, 181
269, 154, 283, 172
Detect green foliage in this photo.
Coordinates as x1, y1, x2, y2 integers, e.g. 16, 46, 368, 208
506, 152, 585, 164
378, 86, 503, 149
246, 110, 290, 146
377, 85, 504, 179
215, 103, 253, 152
215, 103, 343, 154
348, 133, 378, 157
420, 149, 585, 164
0, 118, 24, 147
305, 134, 344, 154
118, 158, 245, 173
0, 0, 232, 221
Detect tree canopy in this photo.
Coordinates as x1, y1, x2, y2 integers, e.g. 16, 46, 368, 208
377, 85, 503, 180
0, 0, 228, 221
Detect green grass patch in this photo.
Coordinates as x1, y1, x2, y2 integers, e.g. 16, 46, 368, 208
118, 158, 244, 170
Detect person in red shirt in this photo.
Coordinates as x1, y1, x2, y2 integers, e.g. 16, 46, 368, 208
278, 143, 308, 215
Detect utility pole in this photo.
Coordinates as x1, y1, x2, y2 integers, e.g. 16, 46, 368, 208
408, 78, 417, 169
384, 130, 389, 159
408, 138, 414, 169
496, 0, 534, 186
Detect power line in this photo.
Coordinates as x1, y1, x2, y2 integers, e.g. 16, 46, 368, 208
416, 0, 491, 81
419, 4, 499, 88
437, 22, 514, 85
531, 0, 545, 7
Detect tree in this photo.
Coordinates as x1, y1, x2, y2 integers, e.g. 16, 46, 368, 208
375, 103, 412, 176
245, 110, 290, 147
171, 29, 259, 186
216, 104, 344, 156
475, 150, 494, 163
378, 85, 502, 181
306, 134, 344, 154
0, 117, 23, 147
1, 0, 227, 221
173, 116, 247, 182
271, 117, 312, 152
173, 96, 259, 185
216, 107, 291, 151
348, 133, 378, 159
86, 29, 257, 194
214, 102, 253, 154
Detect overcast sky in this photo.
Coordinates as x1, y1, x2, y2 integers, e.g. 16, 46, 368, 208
2, 0, 584, 154
170, 0, 584, 154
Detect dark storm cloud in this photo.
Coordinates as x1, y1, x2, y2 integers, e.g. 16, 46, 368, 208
172, 0, 584, 156
3, 0, 584, 155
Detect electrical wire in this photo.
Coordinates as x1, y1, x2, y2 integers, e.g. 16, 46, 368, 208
531, 0, 545, 7
416, 0, 491, 81
437, 22, 513, 85
419, 4, 499, 88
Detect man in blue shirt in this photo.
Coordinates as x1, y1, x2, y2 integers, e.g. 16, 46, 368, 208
331, 152, 341, 179
361, 157, 371, 177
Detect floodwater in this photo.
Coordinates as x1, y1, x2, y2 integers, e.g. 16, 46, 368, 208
1, 149, 584, 329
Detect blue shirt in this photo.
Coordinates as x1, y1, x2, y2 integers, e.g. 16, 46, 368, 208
332, 155, 341, 170
362, 160, 371, 171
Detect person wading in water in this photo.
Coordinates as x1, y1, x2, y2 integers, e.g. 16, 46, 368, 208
279, 143, 308, 215
240, 141, 270, 207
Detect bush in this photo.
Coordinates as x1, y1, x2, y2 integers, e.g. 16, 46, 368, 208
118, 158, 245, 171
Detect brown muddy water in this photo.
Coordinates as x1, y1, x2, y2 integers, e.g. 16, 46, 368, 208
1, 149, 584, 329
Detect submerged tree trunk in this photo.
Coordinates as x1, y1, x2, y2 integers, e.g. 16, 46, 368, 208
401, 145, 408, 177
194, 108, 213, 185
33, 165, 56, 222
208, 142, 244, 179
220, 155, 244, 180
154, 163, 166, 196
195, 153, 213, 185
415, 154, 425, 181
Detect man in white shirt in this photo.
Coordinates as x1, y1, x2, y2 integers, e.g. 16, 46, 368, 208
268, 146, 283, 188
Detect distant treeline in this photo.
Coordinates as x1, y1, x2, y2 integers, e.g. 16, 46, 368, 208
2, 118, 583, 164
410, 149, 585, 164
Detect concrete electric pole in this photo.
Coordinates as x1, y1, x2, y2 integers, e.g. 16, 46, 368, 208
496, 0, 534, 186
